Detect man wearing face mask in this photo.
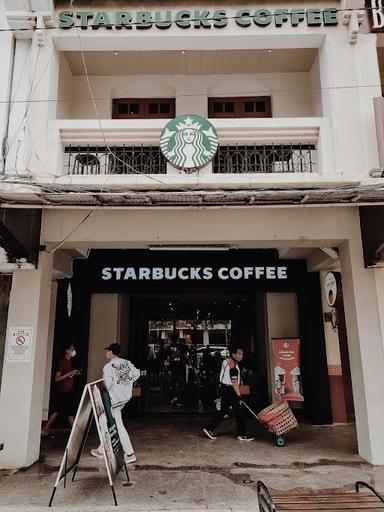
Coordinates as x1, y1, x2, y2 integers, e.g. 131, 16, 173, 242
41, 343, 80, 438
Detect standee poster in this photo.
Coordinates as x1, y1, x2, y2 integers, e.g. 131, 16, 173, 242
272, 338, 304, 401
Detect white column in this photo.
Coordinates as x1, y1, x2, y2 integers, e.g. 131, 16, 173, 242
0, 252, 54, 469
26, 30, 60, 178
5, 38, 31, 174
318, 31, 381, 178
354, 34, 382, 173
0, 4, 14, 174
339, 213, 384, 464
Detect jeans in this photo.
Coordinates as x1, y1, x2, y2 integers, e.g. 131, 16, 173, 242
207, 385, 246, 436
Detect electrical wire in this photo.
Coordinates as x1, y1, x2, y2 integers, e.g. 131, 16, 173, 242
47, 21, 192, 255
0, 78, 384, 107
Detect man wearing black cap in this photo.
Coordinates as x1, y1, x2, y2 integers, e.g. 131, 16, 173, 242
91, 343, 140, 464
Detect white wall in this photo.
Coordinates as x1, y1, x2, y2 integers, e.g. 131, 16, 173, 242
65, 71, 314, 119
56, 53, 73, 119
87, 293, 119, 382
310, 54, 322, 117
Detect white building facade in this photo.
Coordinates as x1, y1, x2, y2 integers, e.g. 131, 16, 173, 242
1, 0, 384, 469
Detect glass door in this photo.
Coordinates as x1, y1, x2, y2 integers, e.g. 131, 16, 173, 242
143, 318, 231, 413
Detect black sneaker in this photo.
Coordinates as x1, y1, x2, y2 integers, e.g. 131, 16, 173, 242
203, 428, 217, 440
236, 435, 254, 442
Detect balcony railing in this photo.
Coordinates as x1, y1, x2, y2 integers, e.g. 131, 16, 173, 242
64, 143, 315, 175
64, 145, 167, 175
213, 143, 315, 174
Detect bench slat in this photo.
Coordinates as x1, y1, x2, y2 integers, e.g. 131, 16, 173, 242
271, 491, 384, 510
276, 504, 384, 510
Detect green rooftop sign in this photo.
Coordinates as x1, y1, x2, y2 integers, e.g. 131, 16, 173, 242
59, 8, 338, 30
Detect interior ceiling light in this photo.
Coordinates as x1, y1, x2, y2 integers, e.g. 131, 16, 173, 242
181, 50, 186, 54
148, 244, 237, 251
267, 49, 272, 53
114, 51, 119, 55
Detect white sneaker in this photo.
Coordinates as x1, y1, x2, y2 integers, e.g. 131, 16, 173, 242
236, 435, 254, 442
203, 428, 217, 440
124, 453, 137, 464
91, 448, 103, 459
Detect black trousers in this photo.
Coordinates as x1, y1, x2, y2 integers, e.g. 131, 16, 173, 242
207, 385, 246, 436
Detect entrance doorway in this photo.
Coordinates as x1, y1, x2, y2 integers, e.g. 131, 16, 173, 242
145, 317, 230, 413
127, 293, 266, 415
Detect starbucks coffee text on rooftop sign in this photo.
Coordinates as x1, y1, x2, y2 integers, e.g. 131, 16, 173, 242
59, 8, 338, 30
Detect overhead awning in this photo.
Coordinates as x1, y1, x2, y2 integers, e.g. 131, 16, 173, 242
0, 182, 384, 207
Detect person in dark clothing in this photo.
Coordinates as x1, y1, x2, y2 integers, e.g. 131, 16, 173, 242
41, 343, 80, 438
203, 345, 254, 441
167, 339, 186, 405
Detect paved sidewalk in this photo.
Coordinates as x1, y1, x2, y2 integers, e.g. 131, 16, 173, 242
0, 418, 383, 511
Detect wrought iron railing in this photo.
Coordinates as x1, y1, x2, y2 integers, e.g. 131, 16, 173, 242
64, 146, 167, 175
213, 143, 315, 174
64, 143, 315, 175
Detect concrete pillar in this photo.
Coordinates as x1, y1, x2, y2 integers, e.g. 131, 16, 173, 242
26, 31, 60, 177
0, 252, 54, 469
339, 215, 384, 464
0, 276, 12, 392
318, 31, 381, 178
5, 38, 31, 174
0, 3, 14, 174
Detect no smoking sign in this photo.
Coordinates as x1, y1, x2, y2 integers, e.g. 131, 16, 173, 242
7, 328, 33, 362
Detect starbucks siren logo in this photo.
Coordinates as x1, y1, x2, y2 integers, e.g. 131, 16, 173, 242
160, 115, 218, 170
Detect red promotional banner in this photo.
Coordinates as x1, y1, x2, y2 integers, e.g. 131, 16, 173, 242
272, 338, 304, 401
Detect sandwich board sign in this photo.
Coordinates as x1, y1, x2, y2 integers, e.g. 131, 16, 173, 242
49, 379, 128, 507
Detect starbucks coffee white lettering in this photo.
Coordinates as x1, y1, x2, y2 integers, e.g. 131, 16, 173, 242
58, 8, 339, 29
101, 266, 288, 281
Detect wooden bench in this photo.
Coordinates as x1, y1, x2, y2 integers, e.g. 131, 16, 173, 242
257, 481, 384, 511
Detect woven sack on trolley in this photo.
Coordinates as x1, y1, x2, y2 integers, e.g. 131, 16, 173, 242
258, 399, 298, 436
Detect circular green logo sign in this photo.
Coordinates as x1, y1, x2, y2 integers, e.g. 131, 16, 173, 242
160, 115, 219, 170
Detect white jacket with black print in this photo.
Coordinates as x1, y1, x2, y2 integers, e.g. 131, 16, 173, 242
103, 357, 140, 407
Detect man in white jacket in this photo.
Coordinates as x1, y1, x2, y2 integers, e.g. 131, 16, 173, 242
91, 343, 140, 464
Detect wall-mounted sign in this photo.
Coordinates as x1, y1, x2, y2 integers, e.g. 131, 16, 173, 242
59, 8, 338, 30
101, 265, 288, 281
366, 0, 384, 31
324, 271, 337, 307
160, 115, 218, 170
7, 327, 33, 362
273, 338, 304, 401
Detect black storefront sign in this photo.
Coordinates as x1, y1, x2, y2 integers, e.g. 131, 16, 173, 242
82, 249, 305, 293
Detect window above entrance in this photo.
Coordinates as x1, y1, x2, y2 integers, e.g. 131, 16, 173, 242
208, 96, 272, 118
112, 98, 175, 119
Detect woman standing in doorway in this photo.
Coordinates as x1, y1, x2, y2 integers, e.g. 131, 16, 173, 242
41, 343, 80, 438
